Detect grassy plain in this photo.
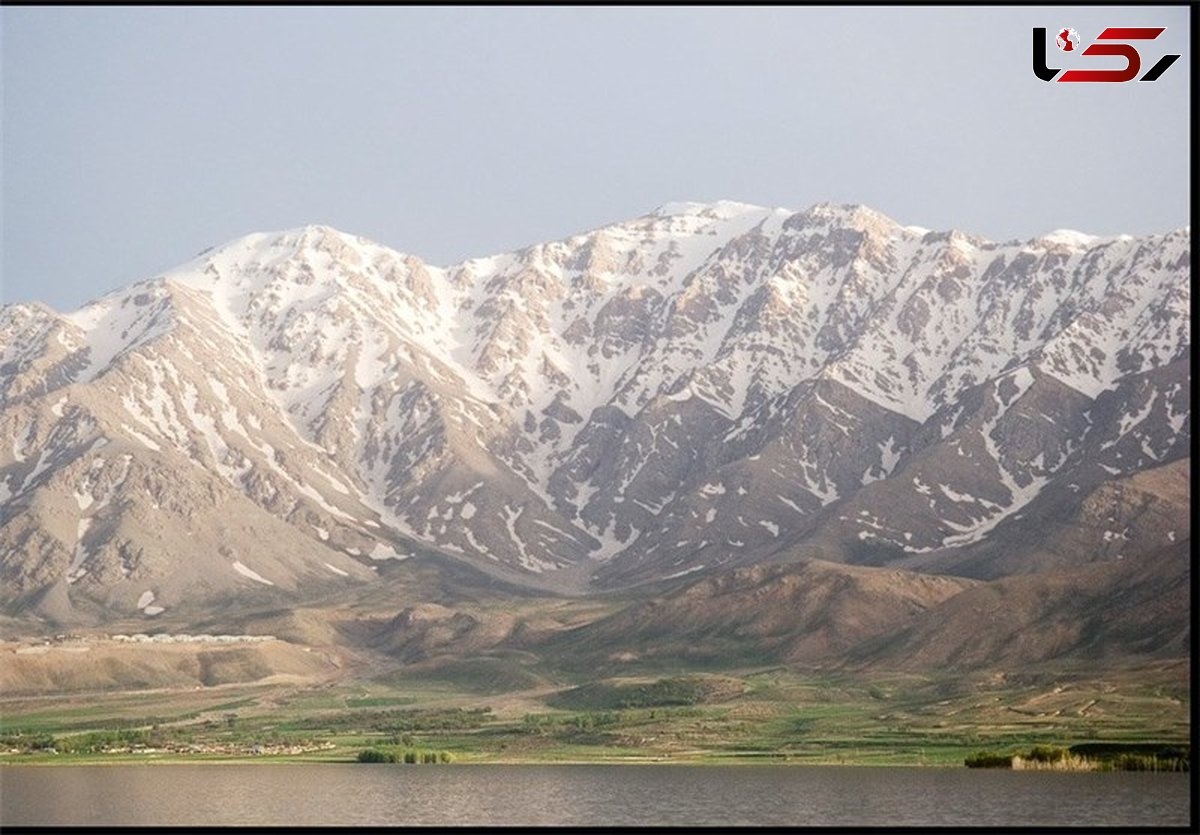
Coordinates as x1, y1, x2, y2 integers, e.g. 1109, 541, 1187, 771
2, 658, 1187, 768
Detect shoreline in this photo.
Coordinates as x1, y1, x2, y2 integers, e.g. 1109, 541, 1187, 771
2, 756, 1191, 770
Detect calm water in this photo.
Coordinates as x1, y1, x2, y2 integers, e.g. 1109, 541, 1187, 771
0, 763, 1190, 827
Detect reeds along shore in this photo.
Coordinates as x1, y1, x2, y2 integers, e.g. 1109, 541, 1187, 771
967, 746, 1190, 772
1014, 754, 1189, 772
1012, 754, 1097, 771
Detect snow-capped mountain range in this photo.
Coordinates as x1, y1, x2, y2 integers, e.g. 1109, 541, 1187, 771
0, 201, 1190, 621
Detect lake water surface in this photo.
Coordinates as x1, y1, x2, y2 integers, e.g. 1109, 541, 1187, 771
0, 763, 1190, 827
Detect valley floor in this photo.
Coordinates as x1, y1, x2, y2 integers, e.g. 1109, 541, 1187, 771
1, 642, 1187, 769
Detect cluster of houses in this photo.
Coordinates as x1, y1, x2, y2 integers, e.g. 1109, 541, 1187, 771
109, 633, 277, 644
98, 740, 337, 756
11, 633, 279, 649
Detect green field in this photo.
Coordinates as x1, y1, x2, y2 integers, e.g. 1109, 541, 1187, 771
1, 661, 1187, 768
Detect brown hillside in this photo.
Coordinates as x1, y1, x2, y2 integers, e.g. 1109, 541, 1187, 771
543, 560, 976, 669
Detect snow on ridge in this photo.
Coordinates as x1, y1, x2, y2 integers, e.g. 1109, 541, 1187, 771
661, 563, 705, 579
62, 289, 177, 384
938, 385, 1050, 549
1039, 229, 1099, 248
370, 543, 408, 561
651, 200, 773, 219
232, 560, 275, 586
135, 590, 165, 615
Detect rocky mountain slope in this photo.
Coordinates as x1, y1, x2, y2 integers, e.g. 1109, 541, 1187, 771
0, 201, 1189, 625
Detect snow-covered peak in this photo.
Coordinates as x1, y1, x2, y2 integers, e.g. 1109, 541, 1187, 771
24, 201, 1182, 420
650, 200, 773, 220
280, 224, 388, 253
0, 301, 60, 336
1038, 229, 1101, 249
790, 202, 900, 234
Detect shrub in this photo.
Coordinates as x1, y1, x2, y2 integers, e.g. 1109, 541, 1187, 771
358, 746, 453, 764
965, 751, 1012, 768
356, 748, 393, 763
29, 735, 58, 751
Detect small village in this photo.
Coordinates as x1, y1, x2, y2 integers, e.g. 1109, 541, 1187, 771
10, 633, 277, 653
88, 740, 336, 757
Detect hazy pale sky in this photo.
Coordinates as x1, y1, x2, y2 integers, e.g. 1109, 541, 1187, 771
1, 6, 1190, 311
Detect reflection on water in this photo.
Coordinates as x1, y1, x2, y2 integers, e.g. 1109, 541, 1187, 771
0, 764, 1190, 827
